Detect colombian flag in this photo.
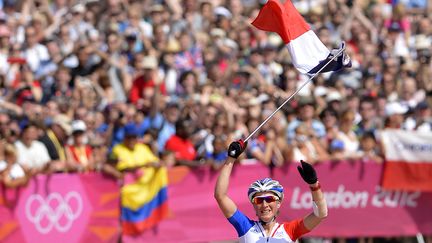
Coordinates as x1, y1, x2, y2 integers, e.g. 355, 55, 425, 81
121, 166, 169, 235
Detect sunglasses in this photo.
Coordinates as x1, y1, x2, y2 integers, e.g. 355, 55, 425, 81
252, 196, 278, 205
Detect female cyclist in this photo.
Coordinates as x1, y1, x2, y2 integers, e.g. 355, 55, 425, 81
214, 140, 327, 242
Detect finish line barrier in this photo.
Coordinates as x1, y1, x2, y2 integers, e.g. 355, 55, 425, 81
1, 161, 432, 243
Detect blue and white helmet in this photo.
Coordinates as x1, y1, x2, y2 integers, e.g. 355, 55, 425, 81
247, 178, 284, 202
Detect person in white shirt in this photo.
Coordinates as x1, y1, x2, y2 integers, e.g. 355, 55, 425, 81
15, 122, 51, 174
23, 26, 50, 72
404, 101, 431, 132
0, 143, 29, 188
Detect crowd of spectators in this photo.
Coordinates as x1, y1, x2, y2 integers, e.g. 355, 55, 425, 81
0, 0, 430, 242
0, 0, 430, 192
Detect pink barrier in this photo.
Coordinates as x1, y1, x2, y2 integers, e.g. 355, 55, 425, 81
0, 173, 120, 243
1, 162, 432, 243
130, 161, 432, 242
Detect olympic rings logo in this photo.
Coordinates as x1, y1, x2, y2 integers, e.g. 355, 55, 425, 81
25, 191, 83, 234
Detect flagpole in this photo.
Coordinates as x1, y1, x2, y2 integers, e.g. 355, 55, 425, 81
243, 45, 346, 144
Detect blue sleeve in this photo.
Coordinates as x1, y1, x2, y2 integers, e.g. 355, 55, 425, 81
227, 209, 254, 237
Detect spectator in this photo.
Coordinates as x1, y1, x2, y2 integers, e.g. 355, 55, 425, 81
177, 70, 198, 98
329, 139, 346, 162
206, 135, 228, 171
39, 114, 71, 172
15, 122, 51, 175
346, 94, 361, 124
66, 120, 95, 172
247, 128, 284, 167
12, 64, 43, 105
319, 108, 339, 148
381, 70, 399, 102
142, 128, 160, 156
325, 91, 343, 117
384, 4, 411, 41
106, 105, 129, 148
0, 143, 29, 188
48, 66, 74, 102
159, 39, 181, 92
84, 110, 107, 136
336, 109, 360, 159
399, 76, 426, 109
70, 45, 100, 84
404, 101, 431, 132
23, 26, 50, 73
155, 102, 181, 152
0, 112, 11, 139
270, 111, 291, 162
2, 119, 20, 145
258, 44, 283, 85
288, 123, 329, 164
356, 96, 382, 137
164, 118, 199, 166
0, 25, 11, 76
109, 123, 160, 174
193, 104, 219, 159
384, 102, 408, 129
174, 31, 204, 75
287, 96, 326, 142
355, 132, 383, 163
129, 55, 166, 104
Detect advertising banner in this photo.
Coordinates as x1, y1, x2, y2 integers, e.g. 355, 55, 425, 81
1, 162, 431, 243
129, 162, 432, 242
0, 173, 120, 243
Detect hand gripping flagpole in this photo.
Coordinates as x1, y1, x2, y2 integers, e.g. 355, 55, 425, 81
242, 45, 347, 144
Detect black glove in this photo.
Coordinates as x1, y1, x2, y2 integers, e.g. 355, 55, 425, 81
297, 160, 318, 184
228, 139, 247, 159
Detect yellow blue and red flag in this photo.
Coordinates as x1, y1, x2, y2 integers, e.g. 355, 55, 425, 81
121, 166, 169, 235
112, 142, 169, 235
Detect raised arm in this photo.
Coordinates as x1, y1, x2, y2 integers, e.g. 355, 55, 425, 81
214, 140, 247, 218
297, 160, 328, 230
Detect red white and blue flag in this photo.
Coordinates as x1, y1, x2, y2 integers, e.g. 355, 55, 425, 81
252, 0, 351, 74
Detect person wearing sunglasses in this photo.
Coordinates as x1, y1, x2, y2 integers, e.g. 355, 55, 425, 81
215, 140, 327, 242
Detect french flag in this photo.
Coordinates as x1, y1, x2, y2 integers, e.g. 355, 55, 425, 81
252, 0, 351, 74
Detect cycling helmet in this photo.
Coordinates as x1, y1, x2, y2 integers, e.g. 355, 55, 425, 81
247, 178, 284, 202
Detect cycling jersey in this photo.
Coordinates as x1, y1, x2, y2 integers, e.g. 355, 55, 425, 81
228, 209, 309, 243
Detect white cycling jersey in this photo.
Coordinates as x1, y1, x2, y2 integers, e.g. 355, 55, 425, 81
228, 209, 309, 243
